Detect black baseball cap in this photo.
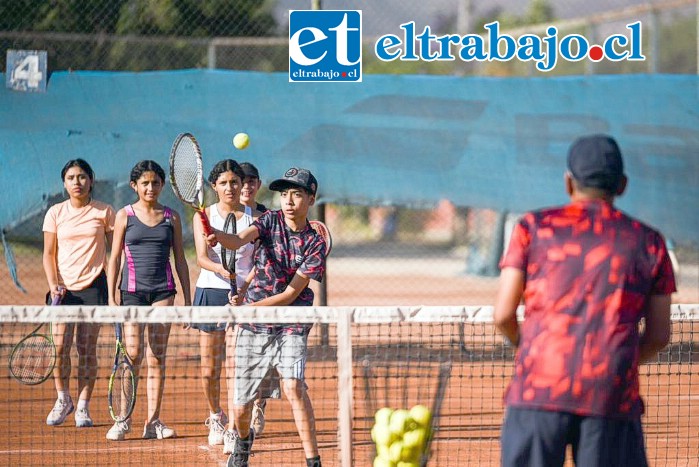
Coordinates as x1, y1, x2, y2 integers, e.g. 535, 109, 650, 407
240, 162, 260, 179
269, 167, 318, 195
567, 135, 625, 191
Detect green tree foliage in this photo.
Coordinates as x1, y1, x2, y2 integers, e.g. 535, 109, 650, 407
0, 0, 278, 71
657, 14, 696, 73
1, 0, 276, 36
476, 0, 555, 30
113, 0, 276, 37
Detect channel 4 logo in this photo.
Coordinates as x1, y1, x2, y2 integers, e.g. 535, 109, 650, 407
289, 10, 362, 83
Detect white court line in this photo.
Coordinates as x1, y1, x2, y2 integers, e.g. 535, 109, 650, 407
0, 445, 195, 455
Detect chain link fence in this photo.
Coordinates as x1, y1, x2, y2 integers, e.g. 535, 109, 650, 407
1, 1, 697, 306
1, 0, 696, 73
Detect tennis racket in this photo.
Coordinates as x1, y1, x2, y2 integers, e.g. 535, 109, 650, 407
309, 220, 333, 257
169, 132, 213, 236
219, 212, 237, 296
8, 291, 60, 385
107, 323, 136, 422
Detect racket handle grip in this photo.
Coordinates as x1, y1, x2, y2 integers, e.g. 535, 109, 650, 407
199, 209, 214, 237
50, 286, 65, 306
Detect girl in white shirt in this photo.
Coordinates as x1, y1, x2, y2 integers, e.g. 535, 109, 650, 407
190, 160, 262, 449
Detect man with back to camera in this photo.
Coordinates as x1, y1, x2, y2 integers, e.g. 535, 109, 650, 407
494, 134, 675, 467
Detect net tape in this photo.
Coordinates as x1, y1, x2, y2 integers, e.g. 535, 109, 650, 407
0, 304, 696, 324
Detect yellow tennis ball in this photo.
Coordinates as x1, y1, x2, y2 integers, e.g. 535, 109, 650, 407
409, 404, 431, 428
373, 424, 395, 447
233, 132, 250, 149
373, 456, 394, 467
375, 407, 394, 427
389, 409, 411, 436
389, 440, 404, 463
402, 427, 427, 450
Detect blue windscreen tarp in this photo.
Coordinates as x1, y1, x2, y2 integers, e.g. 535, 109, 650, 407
0, 70, 697, 244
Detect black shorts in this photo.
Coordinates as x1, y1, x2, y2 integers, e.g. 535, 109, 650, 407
57, 271, 108, 306
120, 289, 176, 306
501, 407, 647, 467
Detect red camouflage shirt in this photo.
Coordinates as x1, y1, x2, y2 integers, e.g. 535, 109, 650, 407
500, 199, 675, 419
243, 210, 326, 335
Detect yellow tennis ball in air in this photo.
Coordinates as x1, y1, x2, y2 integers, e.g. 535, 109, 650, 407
233, 132, 250, 149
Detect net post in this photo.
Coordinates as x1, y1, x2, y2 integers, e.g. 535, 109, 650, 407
336, 308, 354, 467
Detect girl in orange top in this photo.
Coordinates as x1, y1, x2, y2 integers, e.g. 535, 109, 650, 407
42, 158, 115, 428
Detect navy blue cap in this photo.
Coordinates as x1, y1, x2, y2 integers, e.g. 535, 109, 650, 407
240, 162, 260, 179
269, 167, 318, 195
567, 135, 624, 191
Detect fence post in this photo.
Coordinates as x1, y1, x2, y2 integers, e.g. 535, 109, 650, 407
585, 21, 596, 75
648, 9, 659, 73
207, 40, 216, 69
336, 309, 354, 467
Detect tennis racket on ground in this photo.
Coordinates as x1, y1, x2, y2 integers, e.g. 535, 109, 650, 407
8, 291, 60, 385
220, 212, 237, 296
309, 220, 333, 257
107, 323, 136, 422
169, 132, 213, 236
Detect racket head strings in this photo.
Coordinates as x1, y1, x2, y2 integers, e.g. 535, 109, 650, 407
170, 133, 204, 205
9, 334, 55, 385
109, 361, 136, 422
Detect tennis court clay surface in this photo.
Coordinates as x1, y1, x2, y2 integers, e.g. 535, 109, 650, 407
0, 252, 697, 465
1, 321, 697, 466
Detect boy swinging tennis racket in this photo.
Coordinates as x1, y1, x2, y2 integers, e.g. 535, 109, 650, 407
207, 167, 327, 467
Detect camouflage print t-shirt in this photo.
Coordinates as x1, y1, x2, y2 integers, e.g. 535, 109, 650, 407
242, 210, 326, 335
500, 199, 676, 419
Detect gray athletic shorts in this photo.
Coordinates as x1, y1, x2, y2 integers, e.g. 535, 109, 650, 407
234, 327, 307, 406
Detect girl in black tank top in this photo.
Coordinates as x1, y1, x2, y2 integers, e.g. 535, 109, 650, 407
106, 160, 191, 441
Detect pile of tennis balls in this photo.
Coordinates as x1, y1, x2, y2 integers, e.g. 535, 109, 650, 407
371, 404, 432, 467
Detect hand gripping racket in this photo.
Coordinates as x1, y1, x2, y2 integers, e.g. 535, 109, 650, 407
219, 212, 237, 296
309, 220, 333, 257
8, 291, 60, 385
107, 323, 136, 422
169, 132, 213, 236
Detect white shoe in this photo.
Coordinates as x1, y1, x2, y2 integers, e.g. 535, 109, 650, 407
251, 399, 266, 436
143, 419, 176, 439
46, 397, 74, 426
205, 410, 228, 446
223, 429, 238, 455
74, 407, 93, 428
106, 419, 132, 441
